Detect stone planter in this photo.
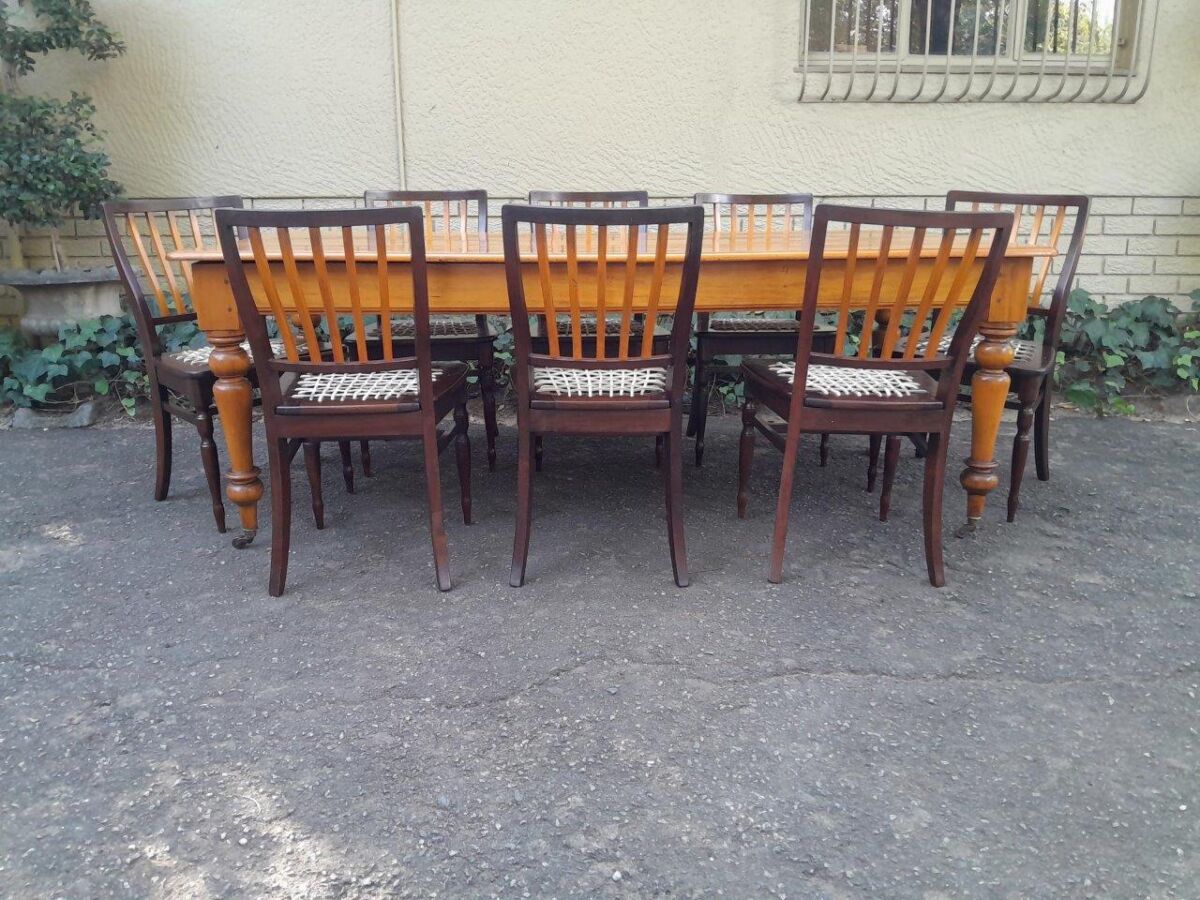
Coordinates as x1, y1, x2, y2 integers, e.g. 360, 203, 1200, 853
11, 399, 100, 429
0, 266, 124, 338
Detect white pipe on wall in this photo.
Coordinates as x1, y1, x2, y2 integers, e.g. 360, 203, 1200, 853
390, 0, 409, 189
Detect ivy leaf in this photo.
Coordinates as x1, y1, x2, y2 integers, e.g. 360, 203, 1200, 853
23, 383, 52, 402
1081, 319, 1106, 346
41, 344, 65, 362
98, 350, 121, 368
94, 377, 110, 395
1135, 349, 1168, 370
1064, 382, 1097, 409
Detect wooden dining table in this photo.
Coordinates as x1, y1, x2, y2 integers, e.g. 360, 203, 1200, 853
173, 223, 1055, 549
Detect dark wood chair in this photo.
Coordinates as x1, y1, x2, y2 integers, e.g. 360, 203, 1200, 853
737, 204, 1013, 587
101, 197, 256, 532
501, 201, 705, 588
360, 190, 499, 470
525, 190, 665, 469
883, 192, 1088, 522
215, 205, 472, 596
688, 193, 837, 466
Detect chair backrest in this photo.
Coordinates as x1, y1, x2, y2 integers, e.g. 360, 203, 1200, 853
694, 192, 814, 325
528, 190, 649, 209
102, 196, 243, 356
694, 192, 814, 245
501, 203, 705, 396
794, 204, 1013, 408
364, 189, 488, 248
946, 191, 1089, 347
214, 205, 435, 413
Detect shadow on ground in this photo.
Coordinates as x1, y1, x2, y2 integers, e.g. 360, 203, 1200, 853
0, 412, 1196, 897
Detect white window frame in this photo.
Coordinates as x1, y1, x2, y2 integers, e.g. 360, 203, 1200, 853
796, 0, 1159, 102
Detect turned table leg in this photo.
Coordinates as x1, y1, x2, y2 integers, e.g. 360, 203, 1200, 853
208, 331, 262, 548
960, 322, 1016, 526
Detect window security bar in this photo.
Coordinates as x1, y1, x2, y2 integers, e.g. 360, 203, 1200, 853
796, 0, 1160, 102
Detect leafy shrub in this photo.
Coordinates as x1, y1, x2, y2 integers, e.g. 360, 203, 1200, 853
0, 0, 124, 268
0, 315, 201, 415
1045, 290, 1200, 415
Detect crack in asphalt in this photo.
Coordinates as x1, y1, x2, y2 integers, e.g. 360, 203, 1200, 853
278, 656, 1200, 713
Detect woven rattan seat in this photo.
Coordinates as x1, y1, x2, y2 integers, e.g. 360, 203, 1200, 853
357, 318, 490, 339
165, 339, 303, 375
277, 366, 466, 417
531, 317, 653, 338
531, 366, 668, 398
291, 369, 432, 402
706, 316, 802, 333
768, 361, 932, 399
915, 331, 1040, 364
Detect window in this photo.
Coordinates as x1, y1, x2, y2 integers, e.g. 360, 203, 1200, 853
797, 0, 1159, 102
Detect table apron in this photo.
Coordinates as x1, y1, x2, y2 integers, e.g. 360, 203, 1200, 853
190, 256, 1035, 329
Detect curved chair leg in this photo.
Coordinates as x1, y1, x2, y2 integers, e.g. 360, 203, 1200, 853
909, 433, 929, 459
655, 434, 664, 468
152, 394, 173, 502
195, 403, 226, 534
663, 428, 689, 587
534, 435, 544, 472
1008, 380, 1041, 523
866, 434, 882, 492
921, 433, 948, 588
737, 398, 757, 519
1034, 381, 1051, 482
359, 441, 373, 478
510, 427, 535, 587
479, 344, 499, 471
819, 433, 830, 467
302, 441, 325, 530
338, 442, 355, 494
267, 437, 293, 597
879, 435, 901, 522
454, 404, 472, 525
420, 427, 451, 592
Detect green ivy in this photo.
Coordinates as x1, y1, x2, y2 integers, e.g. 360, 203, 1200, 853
1046, 289, 1200, 415
0, 315, 201, 415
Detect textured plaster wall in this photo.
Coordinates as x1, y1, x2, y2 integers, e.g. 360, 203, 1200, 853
21, 1, 401, 197
397, 0, 1200, 198
18, 0, 1200, 199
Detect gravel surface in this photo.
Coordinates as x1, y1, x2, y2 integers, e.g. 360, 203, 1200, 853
1, 412, 1197, 898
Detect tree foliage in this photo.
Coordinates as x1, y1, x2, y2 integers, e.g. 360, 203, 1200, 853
0, 0, 123, 234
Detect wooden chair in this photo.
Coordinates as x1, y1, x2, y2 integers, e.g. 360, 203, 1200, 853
102, 197, 259, 531
737, 204, 1013, 587
501, 202, 705, 588
526, 190, 666, 469
214, 205, 472, 595
360, 190, 499, 470
879, 192, 1089, 523
688, 193, 842, 467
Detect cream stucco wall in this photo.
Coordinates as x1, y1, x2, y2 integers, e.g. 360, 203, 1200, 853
20, 0, 1200, 200
23, 1, 401, 197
